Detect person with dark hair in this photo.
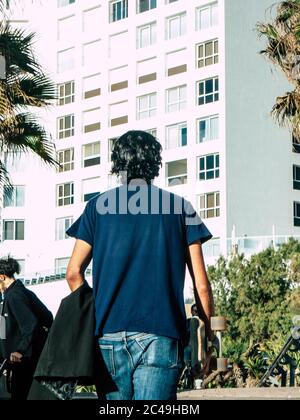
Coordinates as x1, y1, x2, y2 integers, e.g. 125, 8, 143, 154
0, 257, 53, 400
66, 130, 214, 400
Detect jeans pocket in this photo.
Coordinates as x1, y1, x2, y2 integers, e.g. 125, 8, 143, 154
142, 337, 181, 369
99, 344, 116, 377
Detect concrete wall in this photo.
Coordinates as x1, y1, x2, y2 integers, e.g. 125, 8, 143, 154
225, 0, 300, 239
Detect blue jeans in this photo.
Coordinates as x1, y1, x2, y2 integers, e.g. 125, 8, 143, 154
98, 332, 183, 400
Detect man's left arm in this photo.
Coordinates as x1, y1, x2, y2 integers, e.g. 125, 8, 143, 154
66, 239, 92, 292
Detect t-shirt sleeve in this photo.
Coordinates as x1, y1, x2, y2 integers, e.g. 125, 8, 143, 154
66, 200, 96, 246
184, 200, 213, 246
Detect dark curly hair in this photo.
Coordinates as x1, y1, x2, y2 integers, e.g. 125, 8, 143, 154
111, 130, 162, 184
0, 256, 20, 278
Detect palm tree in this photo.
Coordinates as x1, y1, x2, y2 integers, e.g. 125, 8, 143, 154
0, 21, 57, 194
257, 0, 300, 144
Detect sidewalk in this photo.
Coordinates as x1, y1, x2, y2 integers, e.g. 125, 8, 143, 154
178, 387, 300, 400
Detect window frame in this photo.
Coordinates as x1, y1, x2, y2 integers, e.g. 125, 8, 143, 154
55, 217, 74, 241
166, 12, 186, 40
137, 0, 157, 14
166, 85, 187, 113
197, 114, 219, 143
4, 185, 25, 208
137, 22, 157, 49
166, 122, 187, 149
57, 114, 75, 139
198, 191, 220, 219
198, 153, 220, 181
109, 0, 128, 23
56, 182, 74, 207
82, 142, 101, 168
166, 159, 188, 186
57, 148, 75, 173
137, 92, 157, 120
196, 39, 219, 68
197, 77, 219, 106
196, 2, 218, 31
3, 220, 25, 241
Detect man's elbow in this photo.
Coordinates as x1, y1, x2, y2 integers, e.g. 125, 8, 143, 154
66, 267, 83, 286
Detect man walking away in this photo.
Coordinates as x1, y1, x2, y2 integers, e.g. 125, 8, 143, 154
66, 130, 214, 400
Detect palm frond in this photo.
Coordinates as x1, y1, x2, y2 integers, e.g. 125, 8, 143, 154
9, 74, 56, 108
0, 24, 42, 75
0, 113, 59, 167
271, 90, 300, 126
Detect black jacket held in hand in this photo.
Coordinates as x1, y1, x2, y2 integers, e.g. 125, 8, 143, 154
33, 281, 100, 383
0, 280, 53, 361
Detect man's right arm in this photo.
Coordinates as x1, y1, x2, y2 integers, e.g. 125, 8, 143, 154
187, 241, 215, 340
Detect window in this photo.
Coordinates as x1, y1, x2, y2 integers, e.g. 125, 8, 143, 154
57, 48, 75, 73
83, 40, 101, 67
197, 77, 219, 105
196, 2, 218, 31
198, 115, 219, 143
4, 186, 25, 207
293, 165, 300, 190
109, 31, 129, 60
82, 178, 100, 202
199, 154, 220, 181
166, 123, 187, 149
166, 159, 187, 186
146, 128, 157, 137
83, 74, 101, 99
166, 49, 187, 76
57, 114, 75, 139
55, 258, 69, 275
58, 0, 75, 7
197, 39, 218, 68
166, 12, 186, 40
110, 101, 128, 126
58, 16, 75, 42
83, 108, 101, 133
292, 136, 300, 153
199, 192, 220, 219
3, 220, 25, 240
137, 22, 156, 48
57, 148, 74, 172
108, 138, 117, 162
83, 142, 101, 167
83, 7, 102, 36
294, 202, 300, 227
137, 93, 157, 119
110, 0, 128, 23
137, 57, 157, 84
56, 217, 73, 241
166, 85, 186, 113
110, 66, 128, 92
58, 81, 75, 106
57, 182, 74, 207
138, 0, 156, 13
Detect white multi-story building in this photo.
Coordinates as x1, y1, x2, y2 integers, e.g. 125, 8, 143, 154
1, 0, 300, 307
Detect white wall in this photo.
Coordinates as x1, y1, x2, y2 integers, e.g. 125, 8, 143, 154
225, 0, 300, 240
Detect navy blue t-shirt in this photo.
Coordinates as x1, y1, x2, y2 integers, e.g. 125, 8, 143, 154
67, 185, 212, 341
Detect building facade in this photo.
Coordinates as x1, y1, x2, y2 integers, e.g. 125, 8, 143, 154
0, 0, 300, 302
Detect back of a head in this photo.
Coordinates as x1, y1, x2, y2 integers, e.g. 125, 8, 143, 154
111, 130, 162, 184
0, 257, 20, 278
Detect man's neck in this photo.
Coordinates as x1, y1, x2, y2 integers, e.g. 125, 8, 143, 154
4, 278, 15, 291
